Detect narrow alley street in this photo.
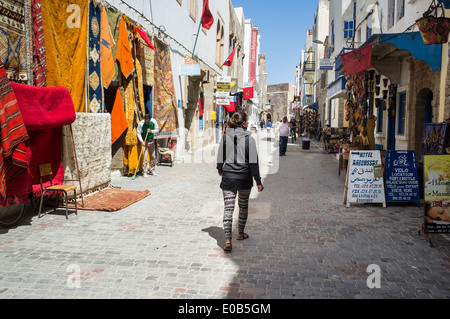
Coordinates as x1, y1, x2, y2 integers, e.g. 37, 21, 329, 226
0, 130, 449, 300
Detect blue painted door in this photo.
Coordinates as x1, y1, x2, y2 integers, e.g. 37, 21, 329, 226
387, 113, 396, 151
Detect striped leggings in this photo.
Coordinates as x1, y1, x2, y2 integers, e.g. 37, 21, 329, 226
222, 189, 251, 240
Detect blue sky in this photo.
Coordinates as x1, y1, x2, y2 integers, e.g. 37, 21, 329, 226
231, 0, 318, 85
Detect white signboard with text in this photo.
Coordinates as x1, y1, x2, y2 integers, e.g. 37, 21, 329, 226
345, 150, 386, 207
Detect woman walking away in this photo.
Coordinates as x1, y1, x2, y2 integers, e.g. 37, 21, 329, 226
217, 111, 264, 252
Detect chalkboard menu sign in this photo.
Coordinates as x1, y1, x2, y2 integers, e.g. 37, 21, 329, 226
345, 150, 386, 207
385, 151, 420, 206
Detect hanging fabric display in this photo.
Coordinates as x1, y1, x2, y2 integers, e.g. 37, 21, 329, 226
41, 0, 88, 113
345, 71, 370, 142
31, 0, 46, 87
110, 87, 128, 144
0, 0, 34, 85
105, 5, 122, 83
116, 15, 135, 79
0, 62, 29, 206
137, 32, 155, 87
88, 0, 103, 113
100, 3, 115, 89
121, 17, 145, 175
153, 38, 178, 138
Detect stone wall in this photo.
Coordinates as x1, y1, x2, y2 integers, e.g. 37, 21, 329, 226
267, 83, 290, 122
62, 113, 112, 195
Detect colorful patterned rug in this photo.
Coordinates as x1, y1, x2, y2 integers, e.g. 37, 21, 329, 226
72, 188, 151, 212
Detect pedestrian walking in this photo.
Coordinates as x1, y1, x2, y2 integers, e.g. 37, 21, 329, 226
278, 116, 290, 156
289, 117, 298, 142
137, 114, 159, 177
216, 111, 264, 252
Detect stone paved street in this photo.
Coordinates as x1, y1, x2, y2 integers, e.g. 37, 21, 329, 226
0, 130, 449, 299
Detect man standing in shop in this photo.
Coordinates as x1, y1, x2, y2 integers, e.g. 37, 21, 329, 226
137, 114, 159, 177
278, 115, 290, 156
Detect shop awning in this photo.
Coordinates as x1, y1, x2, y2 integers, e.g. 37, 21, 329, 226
327, 75, 347, 99
303, 102, 318, 111
364, 31, 442, 71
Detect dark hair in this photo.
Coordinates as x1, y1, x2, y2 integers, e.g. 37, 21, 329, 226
228, 111, 248, 128
144, 114, 151, 120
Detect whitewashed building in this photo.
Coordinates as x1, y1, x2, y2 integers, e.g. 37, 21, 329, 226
310, 0, 447, 156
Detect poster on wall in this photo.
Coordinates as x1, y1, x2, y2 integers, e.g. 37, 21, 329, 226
345, 151, 386, 207
419, 123, 448, 163
424, 155, 450, 233
385, 151, 420, 206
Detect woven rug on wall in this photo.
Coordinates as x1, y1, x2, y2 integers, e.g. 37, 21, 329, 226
70, 188, 150, 212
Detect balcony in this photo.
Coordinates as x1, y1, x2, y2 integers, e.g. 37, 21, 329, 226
302, 61, 315, 74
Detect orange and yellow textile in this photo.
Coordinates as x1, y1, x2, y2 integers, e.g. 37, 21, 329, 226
116, 15, 134, 79
41, 0, 88, 113
100, 4, 115, 89
110, 87, 128, 144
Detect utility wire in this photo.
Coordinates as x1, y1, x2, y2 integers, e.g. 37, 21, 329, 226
107, 0, 221, 75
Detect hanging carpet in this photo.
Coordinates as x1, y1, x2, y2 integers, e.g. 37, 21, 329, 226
0, 62, 29, 206
41, 0, 88, 113
153, 38, 178, 138
88, 0, 103, 113
0, 0, 34, 84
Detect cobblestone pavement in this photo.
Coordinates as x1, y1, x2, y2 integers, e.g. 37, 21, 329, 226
0, 130, 449, 299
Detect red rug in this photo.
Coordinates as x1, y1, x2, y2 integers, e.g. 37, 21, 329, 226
73, 188, 151, 212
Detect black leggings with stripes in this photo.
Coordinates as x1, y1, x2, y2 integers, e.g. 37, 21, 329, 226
222, 189, 251, 240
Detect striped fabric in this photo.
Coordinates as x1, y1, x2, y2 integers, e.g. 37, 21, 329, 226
0, 61, 29, 203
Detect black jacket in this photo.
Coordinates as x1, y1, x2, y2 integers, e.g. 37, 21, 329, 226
216, 128, 262, 186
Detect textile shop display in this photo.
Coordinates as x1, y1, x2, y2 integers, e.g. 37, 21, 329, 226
120, 17, 146, 175
110, 87, 128, 144
419, 123, 449, 163
0, 0, 34, 84
100, 3, 115, 89
11, 82, 76, 196
137, 34, 155, 87
31, 0, 46, 87
105, 5, 122, 83
41, 0, 88, 113
153, 38, 178, 138
0, 62, 29, 206
116, 15, 134, 79
88, 0, 103, 113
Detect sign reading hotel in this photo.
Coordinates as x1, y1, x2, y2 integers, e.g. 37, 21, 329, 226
345, 151, 386, 207
385, 151, 420, 206
424, 155, 450, 233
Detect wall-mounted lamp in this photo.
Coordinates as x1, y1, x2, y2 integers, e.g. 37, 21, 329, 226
313, 39, 334, 48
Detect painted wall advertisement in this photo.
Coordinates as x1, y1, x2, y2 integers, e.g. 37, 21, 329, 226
385, 151, 420, 206
345, 151, 386, 207
424, 155, 450, 233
